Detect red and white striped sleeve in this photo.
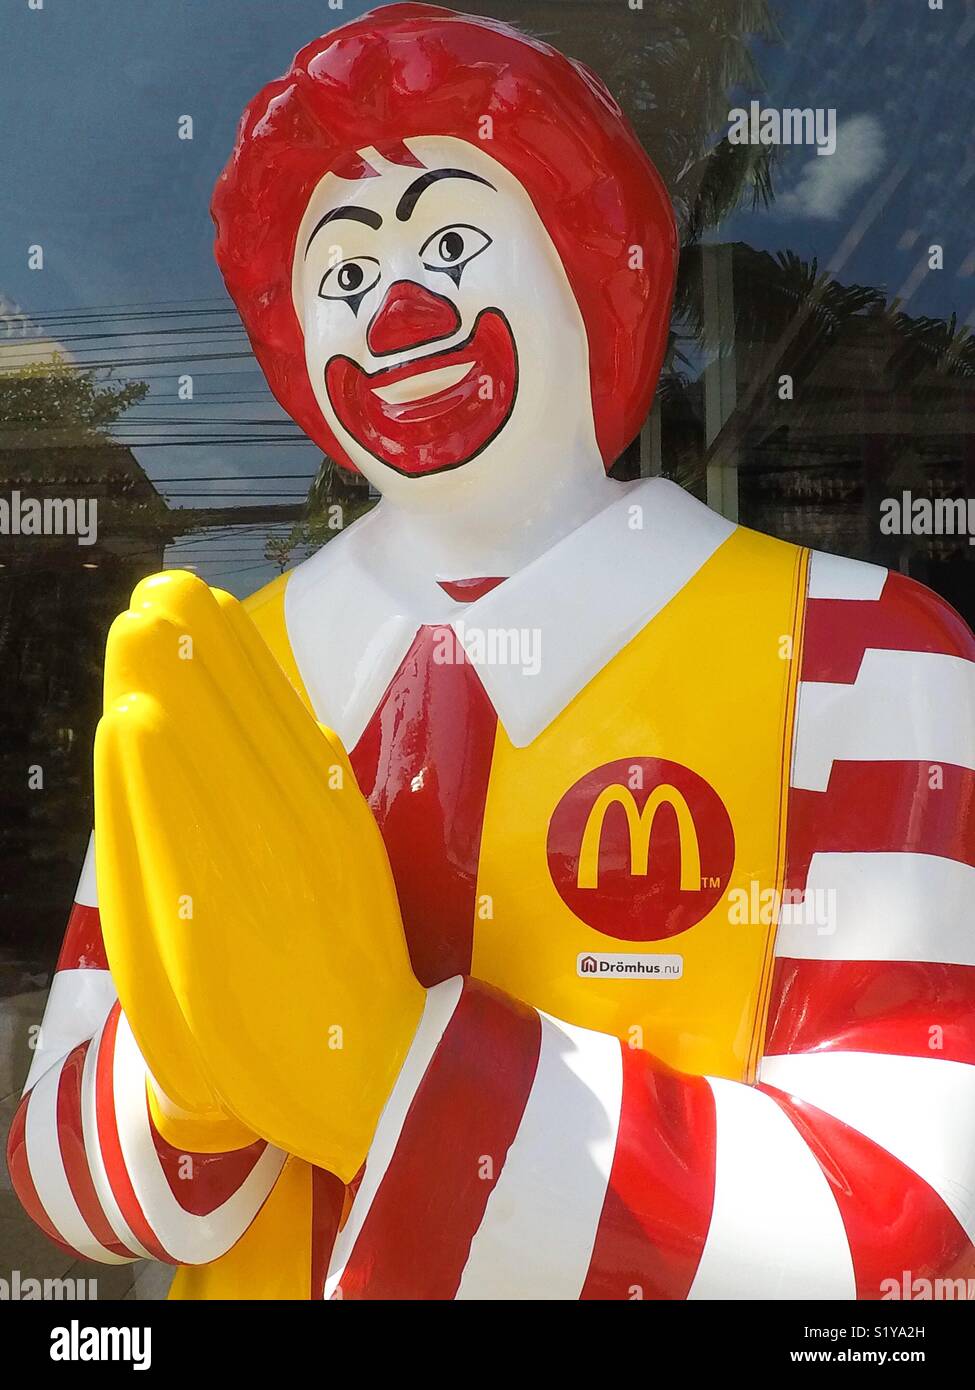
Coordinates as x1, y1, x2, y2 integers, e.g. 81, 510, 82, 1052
760, 550, 975, 1298
326, 553, 975, 1300
6, 834, 287, 1266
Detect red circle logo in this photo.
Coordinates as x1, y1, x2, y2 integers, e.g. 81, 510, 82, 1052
546, 758, 735, 942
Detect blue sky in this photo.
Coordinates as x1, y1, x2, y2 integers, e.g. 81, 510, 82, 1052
721, 0, 975, 313
1, 0, 972, 593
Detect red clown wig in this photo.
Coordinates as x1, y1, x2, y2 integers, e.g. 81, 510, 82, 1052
211, 3, 678, 472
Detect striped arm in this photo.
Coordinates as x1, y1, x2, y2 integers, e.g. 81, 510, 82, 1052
7, 835, 287, 1265
327, 556, 975, 1300
760, 551, 975, 1297
324, 977, 856, 1299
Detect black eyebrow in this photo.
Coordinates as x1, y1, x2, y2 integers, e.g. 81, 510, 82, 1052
304, 205, 383, 258
395, 169, 496, 222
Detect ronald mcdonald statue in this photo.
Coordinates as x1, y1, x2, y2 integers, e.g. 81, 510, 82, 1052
10, 5, 975, 1300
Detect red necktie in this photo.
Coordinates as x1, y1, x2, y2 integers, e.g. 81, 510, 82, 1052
348, 624, 498, 986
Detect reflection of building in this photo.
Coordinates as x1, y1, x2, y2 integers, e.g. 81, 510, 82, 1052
0, 422, 176, 1298
737, 307, 975, 627
457, 6, 975, 630
627, 244, 975, 629
0, 439, 173, 982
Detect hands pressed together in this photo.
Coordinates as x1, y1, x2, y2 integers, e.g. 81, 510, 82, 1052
94, 571, 425, 1182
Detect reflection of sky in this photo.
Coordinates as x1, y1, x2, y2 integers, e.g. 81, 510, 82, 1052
719, 1, 975, 322
1, 0, 972, 593
1, 0, 371, 592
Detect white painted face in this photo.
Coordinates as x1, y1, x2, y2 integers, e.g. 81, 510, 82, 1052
291, 135, 601, 510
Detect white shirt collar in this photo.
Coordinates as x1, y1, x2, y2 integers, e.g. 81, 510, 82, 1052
284, 477, 735, 750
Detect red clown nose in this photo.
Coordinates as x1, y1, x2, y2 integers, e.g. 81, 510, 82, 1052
367, 280, 462, 357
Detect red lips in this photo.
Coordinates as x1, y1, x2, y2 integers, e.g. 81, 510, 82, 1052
324, 308, 518, 476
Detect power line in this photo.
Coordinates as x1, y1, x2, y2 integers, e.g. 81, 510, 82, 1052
28, 367, 262, 382
164, 495, 310, 500
8, 325, 246, 349
1, 350, 257, 370
4, 294, 231, 320
138, 474, 318, 482
12, 332, 251, 355
126, 393, 277, 402
127, 440, 311, 449
7, 310, 239, 332
108, 419, 300, 426
9, 436, 312, 448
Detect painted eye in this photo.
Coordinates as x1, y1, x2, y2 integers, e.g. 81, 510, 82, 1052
318, 257, 381, 312
419, 224, 492, 284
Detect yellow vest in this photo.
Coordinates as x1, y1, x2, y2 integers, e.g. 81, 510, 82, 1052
173, 524, 807, 1297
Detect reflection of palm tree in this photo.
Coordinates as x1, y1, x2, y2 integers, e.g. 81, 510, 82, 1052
728, 248, 886, 376
596, 0, 782, 236
604, 1, 785, 438
462, 1, 786, 457
887, 310, 975, 383
676, 247, 885, 357
667, 245, 888, 494
745, 251, 884, 341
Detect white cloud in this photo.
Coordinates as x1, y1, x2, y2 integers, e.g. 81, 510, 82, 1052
774, 114, 886, 220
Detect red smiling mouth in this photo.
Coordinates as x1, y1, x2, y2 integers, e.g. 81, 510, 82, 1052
324, 308, 518, 476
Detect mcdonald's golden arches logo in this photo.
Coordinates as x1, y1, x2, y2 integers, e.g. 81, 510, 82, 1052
546, 758, 735, 941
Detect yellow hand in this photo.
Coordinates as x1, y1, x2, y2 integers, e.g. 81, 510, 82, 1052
95, 571, 424, 1181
